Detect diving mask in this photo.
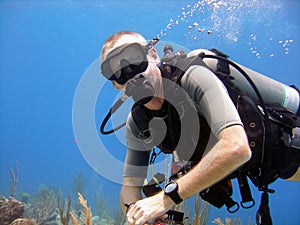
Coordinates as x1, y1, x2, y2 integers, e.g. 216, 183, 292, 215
101, 38, 159, 84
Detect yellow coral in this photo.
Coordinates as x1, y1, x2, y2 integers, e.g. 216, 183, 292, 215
70, 192, 92, 225
70, 212, 79, 225
213, 217, 245, 225
213, 218, 224, 225
78, 193, 92, 225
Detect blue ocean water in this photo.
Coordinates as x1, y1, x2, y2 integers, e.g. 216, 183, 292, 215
0, 0, 299, 224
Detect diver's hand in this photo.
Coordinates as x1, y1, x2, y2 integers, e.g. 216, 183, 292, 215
126, 192, 174, 225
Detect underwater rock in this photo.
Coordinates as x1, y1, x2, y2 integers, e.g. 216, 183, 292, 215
10, 218, 37, 225
0, 196, 24, 225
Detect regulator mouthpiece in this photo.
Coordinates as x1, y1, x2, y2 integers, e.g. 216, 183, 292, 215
125, 76, 155, 105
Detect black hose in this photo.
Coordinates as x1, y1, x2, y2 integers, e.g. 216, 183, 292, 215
100, 96, 127, 135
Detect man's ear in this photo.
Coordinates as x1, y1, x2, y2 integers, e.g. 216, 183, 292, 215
148, 48, 160, 65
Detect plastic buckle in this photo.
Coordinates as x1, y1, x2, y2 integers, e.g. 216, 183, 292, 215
241, 199, 255, 209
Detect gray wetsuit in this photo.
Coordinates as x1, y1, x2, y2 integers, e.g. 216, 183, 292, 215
124, 65, 243, 179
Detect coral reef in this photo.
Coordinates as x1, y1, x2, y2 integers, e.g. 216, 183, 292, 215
213, 217, 254, 225
10, 218, 37, 225
0, 163, 37, 225
70, 193, 92, 225
25, 186, 58, 225
70, 213, 79, 225
2, 162, 254, 225
69, 192, 118, 225
0, 196, 24, 225
78, 192, 92, 225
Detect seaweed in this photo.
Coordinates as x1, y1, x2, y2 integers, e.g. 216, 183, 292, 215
92, 181, 108, 218
179, 195, 210, 225
192, 195, 210, 225
9, 161, 19, 198
25, 186, 58, 225
112, 200, 125, 225
58, 194, 72, 225
72, 172, 87, 198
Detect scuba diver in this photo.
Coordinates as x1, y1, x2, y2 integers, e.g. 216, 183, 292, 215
99, 31, 300, 225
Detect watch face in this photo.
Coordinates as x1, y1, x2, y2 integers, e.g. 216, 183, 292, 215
165, 182, 177, 194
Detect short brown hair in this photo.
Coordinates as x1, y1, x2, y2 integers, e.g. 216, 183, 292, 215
100, 31, 147, 62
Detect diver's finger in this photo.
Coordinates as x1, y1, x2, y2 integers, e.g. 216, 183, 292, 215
157, 213, 168, 219
126, 207, 135, 223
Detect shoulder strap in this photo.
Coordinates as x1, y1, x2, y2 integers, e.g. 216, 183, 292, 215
131, 104, 154, 139
160, 53, 208, 83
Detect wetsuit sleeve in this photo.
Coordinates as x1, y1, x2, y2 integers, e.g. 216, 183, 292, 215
180, 65, 243, 136
123, 112, 151, 178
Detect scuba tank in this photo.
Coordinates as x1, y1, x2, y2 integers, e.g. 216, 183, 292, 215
187, 49, 300, 115
189, 49, 300, 151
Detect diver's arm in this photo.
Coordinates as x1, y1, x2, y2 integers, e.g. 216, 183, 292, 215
122, 114, 151, 215
176, 124, 251, 199
120, 176, 144, 214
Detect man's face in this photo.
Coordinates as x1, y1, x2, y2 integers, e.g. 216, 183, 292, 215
101, 35, 163, 104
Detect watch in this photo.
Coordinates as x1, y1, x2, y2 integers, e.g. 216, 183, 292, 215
164, 181, 183, 204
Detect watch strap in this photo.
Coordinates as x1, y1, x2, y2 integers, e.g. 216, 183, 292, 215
165, 181, 183, 204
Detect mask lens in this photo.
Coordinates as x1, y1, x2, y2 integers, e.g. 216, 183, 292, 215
101, 43, 147, 81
